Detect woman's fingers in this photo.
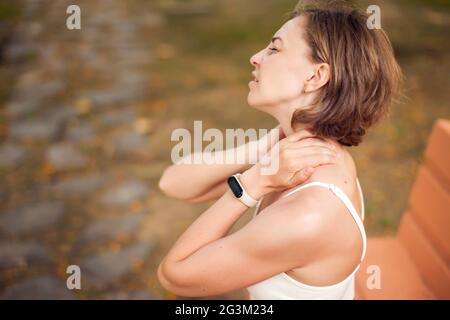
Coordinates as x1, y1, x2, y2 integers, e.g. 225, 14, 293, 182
286, 129, 316, 142
289, 167, 314, 185
303, 146, 338, 157
283, 145, 337, 160
286, 139, 335, 151
281, 147, 337, 169
295, 152, 338, 168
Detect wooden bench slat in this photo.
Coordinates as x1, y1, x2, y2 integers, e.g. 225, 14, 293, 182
408, 166, 450, 263
357, 119, 450, 300
425, 119, 450, 192
398, 212, 450, 299
355, 238, 435, 300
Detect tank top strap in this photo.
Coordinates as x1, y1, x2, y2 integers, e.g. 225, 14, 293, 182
281, 181, 367, 262
356, 178, 365, 221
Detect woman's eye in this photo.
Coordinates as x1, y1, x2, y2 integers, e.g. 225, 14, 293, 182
268, 47, 278, 54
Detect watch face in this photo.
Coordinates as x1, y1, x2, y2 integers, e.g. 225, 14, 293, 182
227, 176, 243, 198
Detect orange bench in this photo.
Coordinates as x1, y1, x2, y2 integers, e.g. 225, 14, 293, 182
355, 119, 450, 299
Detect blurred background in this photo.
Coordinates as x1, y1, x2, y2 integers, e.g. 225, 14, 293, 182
0, 0, 448, 299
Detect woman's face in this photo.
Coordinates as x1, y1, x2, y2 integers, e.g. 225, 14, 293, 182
247, 16, 315, 108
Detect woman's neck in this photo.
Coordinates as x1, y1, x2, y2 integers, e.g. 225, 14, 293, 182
266, 95, 317, 137
272, 112, 308, 137
272, 109, 344, 151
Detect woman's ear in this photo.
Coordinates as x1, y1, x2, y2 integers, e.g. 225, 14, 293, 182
304, 63, 330, 93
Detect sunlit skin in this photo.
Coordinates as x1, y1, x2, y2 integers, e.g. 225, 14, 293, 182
157, 16, 365, 298
248, 16, 331, 137
241, 17, 363, 291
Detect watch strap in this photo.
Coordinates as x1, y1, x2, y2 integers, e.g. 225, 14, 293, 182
233, 173, 259, 207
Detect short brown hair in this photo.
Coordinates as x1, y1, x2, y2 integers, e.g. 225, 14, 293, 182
288, 1, 402, 146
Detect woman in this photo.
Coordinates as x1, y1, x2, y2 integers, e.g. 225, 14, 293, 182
157, 1, 401, 300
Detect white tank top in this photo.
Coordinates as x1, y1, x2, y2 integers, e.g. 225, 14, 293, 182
246, 179, 366, 300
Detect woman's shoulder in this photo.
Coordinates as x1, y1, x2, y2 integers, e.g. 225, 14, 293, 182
273, 148, 359, 230
259, 146, 360, 226
252, 149, 362, 267
280, 147, 357, 203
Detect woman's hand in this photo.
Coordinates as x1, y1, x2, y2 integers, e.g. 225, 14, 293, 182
241, 130, 339, 199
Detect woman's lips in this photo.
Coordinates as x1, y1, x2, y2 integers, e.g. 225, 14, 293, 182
249, 73, 259, 87
251, 71, 259, 82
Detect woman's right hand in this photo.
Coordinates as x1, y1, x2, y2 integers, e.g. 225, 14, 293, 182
243, 130, 339, 197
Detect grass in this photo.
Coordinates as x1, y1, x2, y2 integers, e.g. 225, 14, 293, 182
0, 2, 20, 21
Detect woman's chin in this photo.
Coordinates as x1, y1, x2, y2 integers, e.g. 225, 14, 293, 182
247, 93, 272, 110
247, 95, 259, 109
247, 91, 264, 108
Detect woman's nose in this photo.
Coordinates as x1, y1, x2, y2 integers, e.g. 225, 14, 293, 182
250, 52, 260, 67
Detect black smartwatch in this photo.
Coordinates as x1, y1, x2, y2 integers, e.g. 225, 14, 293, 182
227, 173, 259, 207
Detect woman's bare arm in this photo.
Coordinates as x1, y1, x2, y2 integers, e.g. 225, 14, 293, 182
158, 127, 283, 202
156, 165, 332, 297
157, 132, 340, 297
182, 180, 229, 204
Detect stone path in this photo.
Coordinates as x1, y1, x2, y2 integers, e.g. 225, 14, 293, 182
0, 0, 166, 300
